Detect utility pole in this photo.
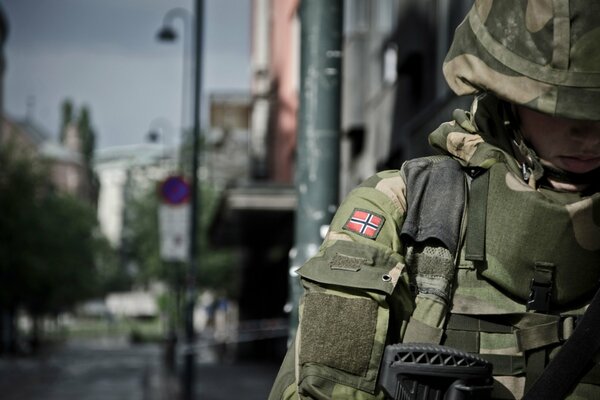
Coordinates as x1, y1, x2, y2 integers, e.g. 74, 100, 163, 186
289, 0, 344, 336
183, 0, 203, 399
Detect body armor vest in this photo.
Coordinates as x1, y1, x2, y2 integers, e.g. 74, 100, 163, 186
402, 156, 600, 398
475, 162, 600, 307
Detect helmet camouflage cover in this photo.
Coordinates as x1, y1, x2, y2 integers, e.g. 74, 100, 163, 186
443, 0, 600, 121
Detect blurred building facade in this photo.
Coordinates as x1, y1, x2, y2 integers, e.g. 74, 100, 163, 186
0, 0, 477, 359
208, 0, 300, 360
0, 116, 90, 199
204, 92, 252, 188
341, 0, 472, 194
94, 144, 178, 248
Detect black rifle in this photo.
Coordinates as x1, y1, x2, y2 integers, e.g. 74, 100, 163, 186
379, 343, 493, 400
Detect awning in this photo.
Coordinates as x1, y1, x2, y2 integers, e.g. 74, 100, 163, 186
209, 184, 296, 247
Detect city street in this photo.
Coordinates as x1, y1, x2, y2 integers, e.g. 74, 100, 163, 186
0, 338, 280, 400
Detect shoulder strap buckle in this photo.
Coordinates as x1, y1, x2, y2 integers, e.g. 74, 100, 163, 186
527, 263, 555, 313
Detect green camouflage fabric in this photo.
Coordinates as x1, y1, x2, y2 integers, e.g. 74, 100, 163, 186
269, 170, 414, 399
270, 2, 600, 396
430, 94, 600, 398
444, 0, 600, 120
269, 94, 600, 400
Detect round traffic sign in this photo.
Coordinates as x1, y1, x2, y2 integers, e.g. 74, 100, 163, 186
159, 176, 191, 205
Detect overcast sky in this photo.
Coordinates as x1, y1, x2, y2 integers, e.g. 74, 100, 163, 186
0, 0, 251, 149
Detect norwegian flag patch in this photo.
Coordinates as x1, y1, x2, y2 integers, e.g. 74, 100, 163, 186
343, 208, 385, 239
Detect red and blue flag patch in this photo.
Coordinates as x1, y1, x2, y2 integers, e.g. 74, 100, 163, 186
343, 208, 385, 239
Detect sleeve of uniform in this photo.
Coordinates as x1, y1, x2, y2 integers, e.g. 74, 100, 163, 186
269, 170, 415, 400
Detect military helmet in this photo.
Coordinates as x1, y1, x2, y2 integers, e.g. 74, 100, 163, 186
443, 0, 600, 121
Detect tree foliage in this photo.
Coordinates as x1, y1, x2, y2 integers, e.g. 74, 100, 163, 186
126, 181, 238, 296
59, 99, 73, 144
77, 105, 100, 205
0, 142, 109, 317
58, 99, 100, 204
196, 184, 238, 296
77, 106, 95, 167
22, 193, 98, 315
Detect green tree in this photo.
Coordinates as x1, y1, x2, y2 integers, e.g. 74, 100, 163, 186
78, 106, 95, 166
77, 105, 100, 205
94, 234, 130, 295
196, 184, 238, 296
59, 99, 74, 144
0, 142, 109, 351
128, 185, 162, 285
0, 142, 46, 351
23, 193, 98, 347
127, 182, 237, 295
59, 100, 100, 204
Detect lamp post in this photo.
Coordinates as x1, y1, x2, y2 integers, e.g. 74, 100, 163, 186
157, 2, 204, 399
157, 7, 192, 140
146, 116, 177, 169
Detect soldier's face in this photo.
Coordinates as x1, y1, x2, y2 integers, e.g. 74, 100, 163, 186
517, 106, 600, 174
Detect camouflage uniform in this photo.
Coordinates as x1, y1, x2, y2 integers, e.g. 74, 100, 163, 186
270, 1, 600, 399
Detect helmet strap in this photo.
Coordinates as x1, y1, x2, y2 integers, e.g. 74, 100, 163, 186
504, 102, 599, 190
502, 102, 544, 185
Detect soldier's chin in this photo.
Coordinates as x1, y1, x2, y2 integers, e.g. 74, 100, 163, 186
557, 156, 600, 174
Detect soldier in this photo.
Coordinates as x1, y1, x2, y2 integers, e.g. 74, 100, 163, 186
270, 1, 600, 399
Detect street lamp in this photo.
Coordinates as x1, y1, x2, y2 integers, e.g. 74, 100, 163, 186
156, 7, 192, 152
157, 25, 177, 42
146, 117, 178, 169
156, 3, 204, 400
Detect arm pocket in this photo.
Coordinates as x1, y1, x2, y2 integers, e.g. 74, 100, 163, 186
296, 241, 403, 397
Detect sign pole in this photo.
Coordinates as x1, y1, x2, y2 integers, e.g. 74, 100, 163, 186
158, 176, 191, 371
158, 176, 191, 262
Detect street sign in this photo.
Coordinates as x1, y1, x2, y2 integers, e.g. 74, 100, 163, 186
159, 204, 190, 262
158, 176, 191, 262
159, 176, 191, 205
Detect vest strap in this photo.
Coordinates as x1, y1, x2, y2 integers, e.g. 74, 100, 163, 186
478, 354, 526, 376
402, 316, 444, 344
465, 169, 489, 262
446, 314, 515, 333
443, 330, 479, 353
527, 263, 555, 313
445, 313, 579, 353
515, 322, 561, 352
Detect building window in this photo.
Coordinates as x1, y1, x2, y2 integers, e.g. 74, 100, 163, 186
383, 44, 398, 85
345, 0, 369, 34
373, 0, 396, 33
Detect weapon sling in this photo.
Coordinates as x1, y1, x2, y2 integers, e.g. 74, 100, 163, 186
523, 286, 600, 399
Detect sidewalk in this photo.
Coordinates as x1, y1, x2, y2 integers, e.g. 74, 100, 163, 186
196, 361, 279, 399
0, 338, 281, 400
146, 345, 281, 400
